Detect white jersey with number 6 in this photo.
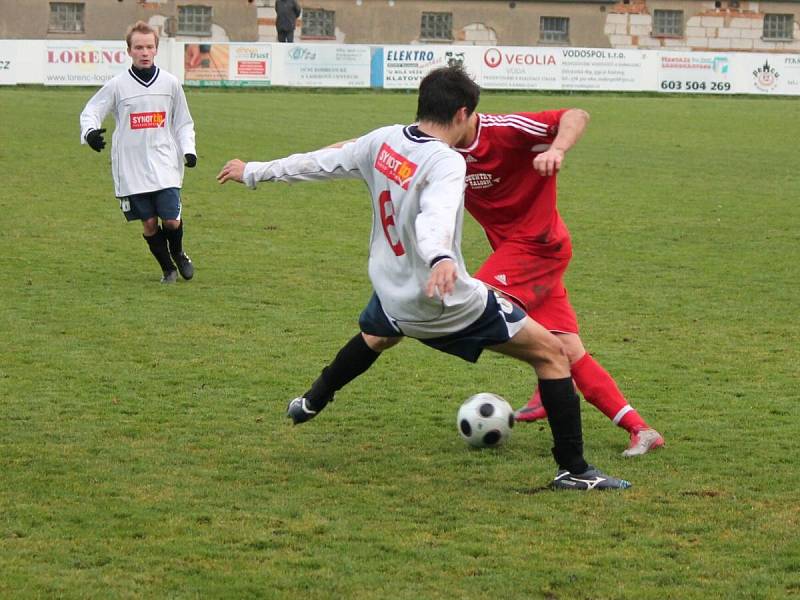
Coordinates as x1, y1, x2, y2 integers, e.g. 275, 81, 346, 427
242, 124, 489, 338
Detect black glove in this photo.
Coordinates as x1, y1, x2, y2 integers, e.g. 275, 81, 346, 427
86, 128, 106, 152
184, 153, 197, 168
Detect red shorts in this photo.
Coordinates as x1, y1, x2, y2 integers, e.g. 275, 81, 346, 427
474, 238, 579, 334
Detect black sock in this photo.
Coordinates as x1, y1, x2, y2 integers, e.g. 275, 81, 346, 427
164, 222, 184, 259
539, 377, 589, 474
304, 333, 381, 411
144, 228, 175, 273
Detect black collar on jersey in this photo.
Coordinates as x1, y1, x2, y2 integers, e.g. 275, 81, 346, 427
403, 125, 439, 143
129, 65, 159, 87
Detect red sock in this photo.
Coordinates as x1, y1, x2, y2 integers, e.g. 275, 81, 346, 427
571, 353, 648, 433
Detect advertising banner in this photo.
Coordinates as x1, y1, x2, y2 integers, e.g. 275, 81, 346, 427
2, 39, 796, 95
732, 53, 800, 96
184, 43, 271, 86
657, 51, 736, 94
0, 40, 17, 85
560, 47, 653, 91
382, 46, 470, 89
655, 51, 800, 96
773, 54, 800, 96
475, 46, 561, 90
44, 41, 128, 86
184, 43, 229, 86
275, 44, 370, 87
230, 44, 271, 84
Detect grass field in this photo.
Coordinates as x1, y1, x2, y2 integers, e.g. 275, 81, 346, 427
1, 86, 799, 599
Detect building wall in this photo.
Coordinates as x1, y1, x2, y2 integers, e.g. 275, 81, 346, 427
606, 0, 800, 52
0, 0, 258, 42
257, 0, 799, 51
257, 0, 617, 47
1, 0, 798, 52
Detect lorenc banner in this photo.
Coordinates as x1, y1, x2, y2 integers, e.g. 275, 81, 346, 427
44, 41, 128, 86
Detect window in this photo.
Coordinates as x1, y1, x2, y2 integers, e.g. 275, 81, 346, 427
653, 9, 683, 37
420, 12, 453, 41
302, 9, 335, 38
539, 16, 569, 43
178, 5, 212, 36
48, 2, 84, 33
763, 14, 793, 41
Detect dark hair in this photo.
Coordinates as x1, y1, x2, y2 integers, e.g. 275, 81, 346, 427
416, 66, 480, 125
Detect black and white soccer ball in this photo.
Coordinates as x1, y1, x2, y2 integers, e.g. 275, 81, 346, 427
457, 393, 515, 448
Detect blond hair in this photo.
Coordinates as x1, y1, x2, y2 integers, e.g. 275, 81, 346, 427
126, 21, 159, 49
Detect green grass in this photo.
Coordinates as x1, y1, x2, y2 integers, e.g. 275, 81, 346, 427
1, 86, 799, 599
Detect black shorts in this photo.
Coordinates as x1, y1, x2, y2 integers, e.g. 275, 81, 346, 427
358, 289, 527, 363
119, 187, 182, 222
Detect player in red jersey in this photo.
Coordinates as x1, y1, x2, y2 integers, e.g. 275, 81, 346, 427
453, 109, 664, 457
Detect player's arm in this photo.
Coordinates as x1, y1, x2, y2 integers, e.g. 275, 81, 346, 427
79, 82, 115, 151
217, 139, 364, 188
532, 108, 589, 176
172, 81, 197, 167
416, 155, 466, 298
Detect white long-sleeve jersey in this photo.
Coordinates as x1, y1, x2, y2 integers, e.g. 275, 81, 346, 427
80, 67, 196, 198
243, 124, 489, 338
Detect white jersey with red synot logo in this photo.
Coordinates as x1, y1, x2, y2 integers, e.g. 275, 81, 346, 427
242, 124, 489, 338
80, 67, 196, 197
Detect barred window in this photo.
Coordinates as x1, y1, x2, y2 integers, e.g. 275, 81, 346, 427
178, 5, 213, 36
48, 2, 84, 33
302, 9, 335, 38
763, 14, 793, 41
653, 9, 683, 37
539, 16, 569, 43
421, 12, 453, 41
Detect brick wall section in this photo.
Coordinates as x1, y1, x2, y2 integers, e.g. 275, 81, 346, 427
457, 23, 497, 45
605, 1, 800, 52
611, 0, 649, 15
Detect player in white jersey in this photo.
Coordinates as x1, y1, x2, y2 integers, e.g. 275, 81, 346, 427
217, 67, 631, 491
241, 123, 487, 339
79, 21, 197, 284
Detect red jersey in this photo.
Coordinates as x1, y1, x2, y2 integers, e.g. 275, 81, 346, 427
455, 111, 571, 257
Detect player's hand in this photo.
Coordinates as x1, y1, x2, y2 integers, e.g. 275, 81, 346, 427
86, 128, 106, 152
217, 159, 246, 184
184, 153, 197, 168
533, 147, 564, 177
426, 259, 457, 299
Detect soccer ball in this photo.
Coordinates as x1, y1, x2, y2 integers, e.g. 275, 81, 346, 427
457, 393, 515, 448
